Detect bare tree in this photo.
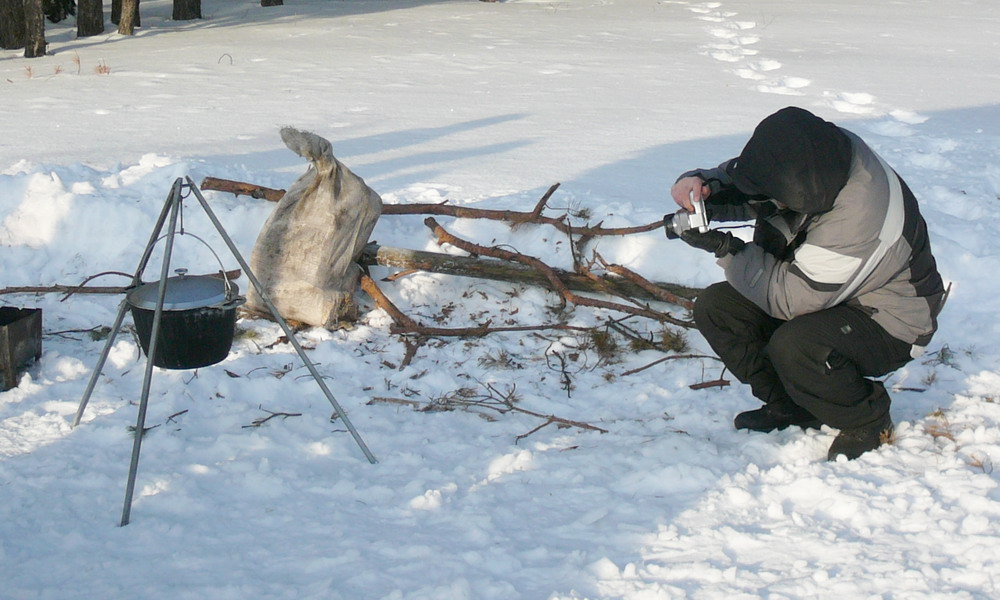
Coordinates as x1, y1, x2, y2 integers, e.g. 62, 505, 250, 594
0, 0, 25, 49
118, 0, 139, 34
112, 0, 139, 28
77, 0, 105, 37
172, 0, 200, 21
24, 0, 46, 57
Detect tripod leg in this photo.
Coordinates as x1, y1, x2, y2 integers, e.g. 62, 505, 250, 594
121, 184, 183, 526
72, 298, 129, 427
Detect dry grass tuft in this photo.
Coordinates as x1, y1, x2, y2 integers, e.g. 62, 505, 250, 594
880, 427, 897, 446
588, 329, 619, 361
967, 454, 994, 474
925, 421, 955, 442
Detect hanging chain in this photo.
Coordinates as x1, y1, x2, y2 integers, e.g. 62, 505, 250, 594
178, 180, 195, 235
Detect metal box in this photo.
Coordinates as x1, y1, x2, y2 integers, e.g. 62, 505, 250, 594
1, 307, 42, 391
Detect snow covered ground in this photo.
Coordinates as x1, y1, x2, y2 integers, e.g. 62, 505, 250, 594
2, 0, 999, 597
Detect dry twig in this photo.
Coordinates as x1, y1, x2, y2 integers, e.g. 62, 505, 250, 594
375, 381, 608, 442
242, 407, 303, 428
621, 353, 720, 376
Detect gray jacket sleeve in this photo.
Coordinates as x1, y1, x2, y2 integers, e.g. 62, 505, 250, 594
717, 239, 868, 320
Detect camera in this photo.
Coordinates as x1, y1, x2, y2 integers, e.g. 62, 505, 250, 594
664, 195, 710, 239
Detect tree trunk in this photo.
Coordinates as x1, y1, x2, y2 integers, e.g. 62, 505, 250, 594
77, 0, 104, 37
261, 0, 282, 6
118, 0, 139, 34
24, 0, 45, 57
0, 0, 25, 49
172, 0, 199, 21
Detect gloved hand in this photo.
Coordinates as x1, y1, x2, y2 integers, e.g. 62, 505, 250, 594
680, 229, 745, 258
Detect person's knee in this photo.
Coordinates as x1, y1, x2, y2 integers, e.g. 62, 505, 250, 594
766, 320, 821, 374
692, 282, 736, 330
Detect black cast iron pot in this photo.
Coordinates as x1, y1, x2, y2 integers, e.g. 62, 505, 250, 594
126, 270, 245, 370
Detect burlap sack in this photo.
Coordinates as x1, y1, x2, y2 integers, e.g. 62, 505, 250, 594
247, 127, 382, 328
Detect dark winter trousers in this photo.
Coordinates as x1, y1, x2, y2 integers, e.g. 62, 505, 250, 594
693, 282, 913, 430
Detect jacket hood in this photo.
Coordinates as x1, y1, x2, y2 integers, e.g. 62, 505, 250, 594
727, 107, 853, 213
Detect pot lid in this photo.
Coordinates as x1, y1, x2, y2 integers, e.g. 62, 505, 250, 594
127, 271, 239, 311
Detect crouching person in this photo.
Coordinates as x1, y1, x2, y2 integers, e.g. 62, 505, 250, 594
667, 107, 946, 460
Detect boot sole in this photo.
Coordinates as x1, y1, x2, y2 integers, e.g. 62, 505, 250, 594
735, 419, 823, 433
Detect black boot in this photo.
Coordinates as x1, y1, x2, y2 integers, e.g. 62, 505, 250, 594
827, 413, 894, 461
734, 400, 822, 433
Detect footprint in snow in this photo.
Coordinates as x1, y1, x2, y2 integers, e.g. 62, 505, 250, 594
691, 8, 738, 23
889, 109, 929, 125
708, 24, 755, 40
709, 46, 758, 62
734, 59, 782, 80
685, 1, 815, 98
688, 1, 723, 11
756, 76, 812, 96
866, 120, 917, 138
825, 91, 880, 115
864, 111, 929, 138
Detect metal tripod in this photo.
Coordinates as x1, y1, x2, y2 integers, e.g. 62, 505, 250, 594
73, 177, 377, 526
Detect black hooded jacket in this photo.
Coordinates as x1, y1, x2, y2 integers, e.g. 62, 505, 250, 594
680, 107, 945, 353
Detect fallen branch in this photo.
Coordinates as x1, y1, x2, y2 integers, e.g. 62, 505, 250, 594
386, 186, 663, 237
400, 336, 427, 370
1, 269, 242, 300
424, 217, 691, 326
689, 379, 730, 390
359, 243, 699, 310
58, 270, 132, 301
367, 396, 422, 409
201, 176, 285, 202
166, 409, 189, 424
359, 274, 421, 331
201, 177, 665, 237
1, 284, 126, 296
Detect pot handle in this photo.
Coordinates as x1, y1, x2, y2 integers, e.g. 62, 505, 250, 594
142, 232, 241, 301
